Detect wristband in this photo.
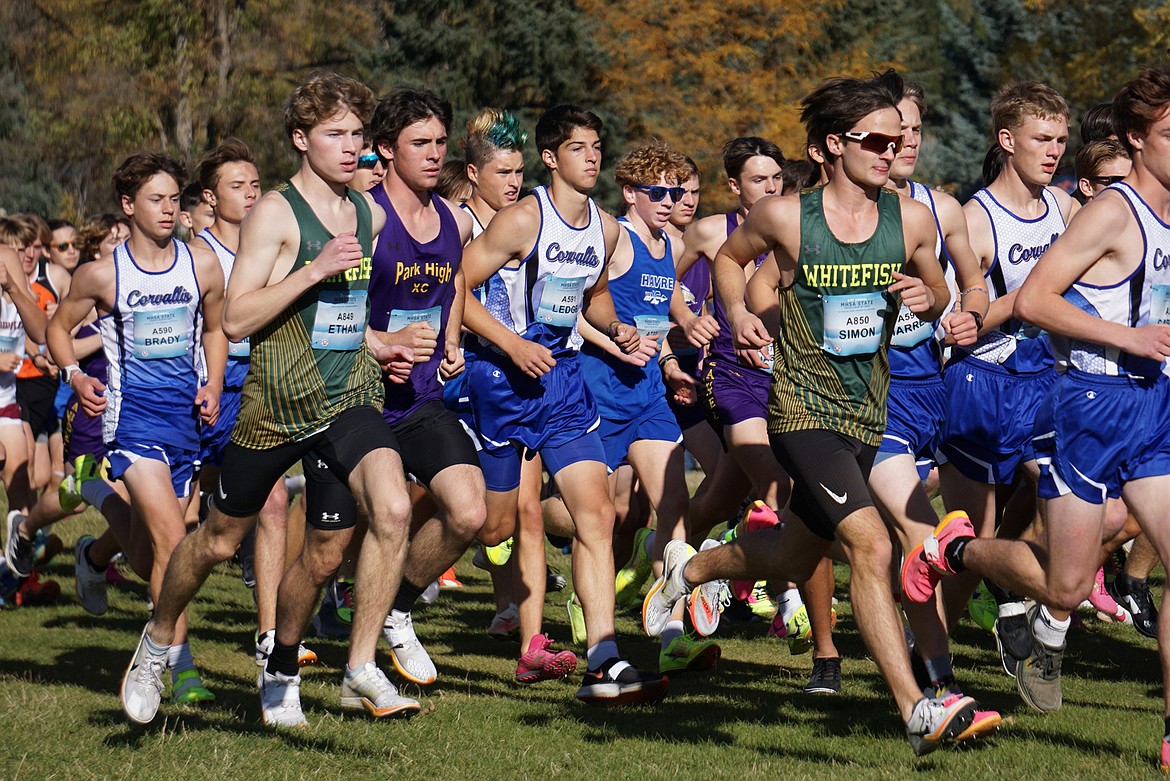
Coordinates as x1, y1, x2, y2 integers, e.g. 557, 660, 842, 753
63, 364, 83, 384
967, 311, 984, 331
960, 286, 988, 297
658, 353, 679, 370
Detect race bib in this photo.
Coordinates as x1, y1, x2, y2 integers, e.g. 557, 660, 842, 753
759, 343, 774, 374
1152, 285, 1170, 326
311, 290, 367, 351
228, 338, 250, 358
890, 303, 934, 348
633, 314, 669, 345
822, 292, 886, 356
536, 275, 585, 328
0, 334, 23, 356
133, 307, 190, 360
387, 305, 443, 334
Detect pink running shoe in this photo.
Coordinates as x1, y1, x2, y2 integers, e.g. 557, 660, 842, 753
730, 501, 780, 601
105, 559, 135, 587
1161, 738, 1170, 773
939, 690, 1002, 742
515, 634, 578, 684
901, 511, 975, 604
1087, 567, 1128, 623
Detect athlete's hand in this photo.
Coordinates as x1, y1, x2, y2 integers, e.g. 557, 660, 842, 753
0, 352, 20, 373
1126, 323, 1170, 361
372, 343, 415, 384
889, 272, 934, 314
509, 337, 556, 379
196, 384, 221, 427
615, 334, 658, 367
308, 232, 364, 283
384, 321, 437, 363
943, 310, 980, 347
610, 322, 641, 355
681, 313, 719, 348
439, 343, 465, 380
73, 374, 107, 417
0, 262, 13, 293
663, 361, 697, 406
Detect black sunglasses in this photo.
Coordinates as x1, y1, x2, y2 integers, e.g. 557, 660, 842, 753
357, 153, 381, 170
634, 184, 685, 203
1091, 175, 1125, 187
55, 241, 76, 251
842, 130, 904, 155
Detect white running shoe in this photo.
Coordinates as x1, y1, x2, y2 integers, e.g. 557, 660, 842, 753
642, 540, 696, 637
258, 668, 307, 728
418, 580, 441, 606
340, 663, 421, 719
383, 610, 437, 685
688, 577, 730, 637
121, 625, 168, 724
488, 604, 520, 638
74, 534, 108, 616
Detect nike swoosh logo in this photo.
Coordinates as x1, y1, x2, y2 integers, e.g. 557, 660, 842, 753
820, 483, 848, 505
217, 477, 227, 501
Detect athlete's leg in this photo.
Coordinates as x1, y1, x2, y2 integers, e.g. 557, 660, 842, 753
275, 524, 354, 648
402, 463, 486, 586
254, 479, 290, 636
628, 438, 688, 575
0, 422, 32, 512
554, 458, 618, 648
725, 417, 789, 510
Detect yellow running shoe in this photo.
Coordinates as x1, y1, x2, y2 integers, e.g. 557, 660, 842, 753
659, 633, 721, 674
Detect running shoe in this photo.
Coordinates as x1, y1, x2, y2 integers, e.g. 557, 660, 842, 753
237, 527, 256, 589
438, 566, 462, 588
566, 593, 587, 646
1015, 605, 1064, 713
643, 540, 696, 637
333, 577, 356, 625
259, 668, 307, 728
340, 663, 421, 718
254, 630, 318, 668
746, 582, 777, 620
928, 684, 1002, 741
615, 527, 654, 606
106, 556, 135, 587
121, 625, 168, 724
658, 633, 720, 674
13, 570, 60, 606
1161, 738, 1170, 774
383, 610, 437, 685
688, 576, 729, 637
576, 658, 669, 706
967, 585, 997, 633
904, 694, 976, 756
1087, 567, 1128, 623
4, 511, 33, 577
485, 537, 513, 566
515, 633, 578, 683
804, 656, 841, 694
779, 604, 813, 655
900, 511, 974, 604
994, 601, 1032, 678
546, 565, 567, 592
58, 453, 103, 513
172, 669, 216, 705
32, 529, 63, 566
488, 604, 519, 638
1108, 577, 1159, 639
74, 534, 108, 615
418, 579, 441, 605
730, 501, 780, 600
311, 578, 353, 639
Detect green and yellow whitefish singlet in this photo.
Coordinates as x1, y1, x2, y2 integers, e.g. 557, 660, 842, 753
768, 186, 906, 446
232, 180, 381, 449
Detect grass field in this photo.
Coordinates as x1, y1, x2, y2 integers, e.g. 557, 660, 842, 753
1, 505, 1167, 781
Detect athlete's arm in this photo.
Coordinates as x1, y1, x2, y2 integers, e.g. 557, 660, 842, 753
0, 248, 46, 344
440, 265, 467, 379
582, 212, 648, 362
1016, 193, 1165, 358
1051, 186, 1081, 224
963, 198, 1017, 331
224, 193, 365, 342
193, 248, 226, 426
897, 200, 951, 322
934, 192, 988, 347
47, 260, 113, 416
669, 235, 718, 348
363, 327, 414, 384
744, 253, 782, 337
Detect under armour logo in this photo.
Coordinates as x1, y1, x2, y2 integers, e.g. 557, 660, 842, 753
316, 459, 327, 470
306, 240, 323, 252
321, 512, 340, 522
804, 244, 821, 255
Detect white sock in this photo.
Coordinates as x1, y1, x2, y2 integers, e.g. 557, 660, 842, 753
661, 619, 685, 650
587, 639, 620, 670
1033, 605, 1070, 649
168, 642, 194, 679
79, 479, 116, 511
775, 588, 804, 625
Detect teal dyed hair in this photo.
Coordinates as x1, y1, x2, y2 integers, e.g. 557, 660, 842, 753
465, 108, 528, 167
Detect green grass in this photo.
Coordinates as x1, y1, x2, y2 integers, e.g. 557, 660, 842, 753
0, 508, 1166, 781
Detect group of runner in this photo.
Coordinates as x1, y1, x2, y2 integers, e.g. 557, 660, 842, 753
3, 63, 1170, 765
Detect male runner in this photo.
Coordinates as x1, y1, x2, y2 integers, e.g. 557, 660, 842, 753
116, 72, 418, 728
645, 70, 987, 755
461, 104, 668, 704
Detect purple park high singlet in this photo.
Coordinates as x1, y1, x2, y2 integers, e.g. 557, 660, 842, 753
368, 187, 463, 425
710, 211, 769, 373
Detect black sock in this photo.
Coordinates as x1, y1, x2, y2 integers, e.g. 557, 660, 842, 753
266, 641, 299, 677
84, 547, 102, 571
392, 578, 428, 614
985, 578, 1020, 606
944, 537, 969, 573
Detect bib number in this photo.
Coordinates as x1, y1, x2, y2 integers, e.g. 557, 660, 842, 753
228, 338, 250, 358
890, 303, 934, 348
387, 305, 443, 334
633, 314, 669, 347
822, 292, 886, 357
1152, 285, 1170, 326
134, 307, 191, 360
312, 290, 367, 351
0, 334, 23, 356
536, 275, 585, 328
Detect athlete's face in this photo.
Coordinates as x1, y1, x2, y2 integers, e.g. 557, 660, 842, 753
1077, 155, 1131, 201
831, 106, 902, 189
1002, 115, 1068, 187
19, 238, 41, 276
295, 110, 365, 186
351, 145, 385, 193
545, 128, 601, 191
624, 174, 679, 232
49, 226, 79, 271
729, 155, 782, 210
468, 149, 524, 211
1129, 105, 1170, 190
122, 173, 181, 242
205, 161, 260, 225
100, 223, 129, 260
381, 116, 447, 193
890, 98, 922, 180
669, 174, 701, 228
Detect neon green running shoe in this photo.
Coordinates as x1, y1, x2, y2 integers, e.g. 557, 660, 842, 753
59, 454, 104, 513
785, 605, 813, 655
615, 527, 654, 606
968, 586, 997, 633
485, 537, 513, 566
746, 582, 777, 620
659, 633, 721, 674
172, 669, 216, 705
567, 592, 587, 646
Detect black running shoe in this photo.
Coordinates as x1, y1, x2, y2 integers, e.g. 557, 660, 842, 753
994, 602, 1032, 678
576, 659, 668, 706
1109, 577, 1158, 639
804, 656, 841, 694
